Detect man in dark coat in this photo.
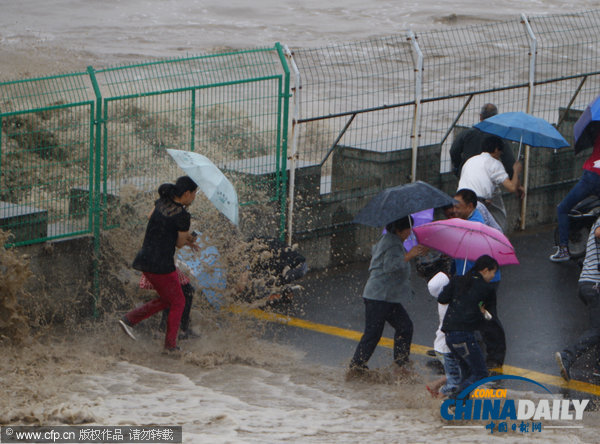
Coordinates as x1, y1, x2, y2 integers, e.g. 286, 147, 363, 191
450, 103, 515, 178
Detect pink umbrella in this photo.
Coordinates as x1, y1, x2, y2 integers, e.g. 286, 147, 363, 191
412, 218, 519, 266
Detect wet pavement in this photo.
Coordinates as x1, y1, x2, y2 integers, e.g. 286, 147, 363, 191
262, 225, 600, 398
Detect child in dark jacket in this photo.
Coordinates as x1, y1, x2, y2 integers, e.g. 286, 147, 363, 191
438, 255, 498, 396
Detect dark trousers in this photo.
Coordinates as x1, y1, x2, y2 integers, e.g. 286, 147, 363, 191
480, 317, 506, 366
480, 281, 506, 366
557, 170, 600, 246
161, 283, 195, 333
564, 282, 600, 361
446, 330, 489, 396
350, 298, 413, 368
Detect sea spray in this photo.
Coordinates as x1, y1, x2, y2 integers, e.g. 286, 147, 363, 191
0, 229, 32, 343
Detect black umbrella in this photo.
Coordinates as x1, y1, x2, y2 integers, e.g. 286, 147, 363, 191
353, 181, 456, 227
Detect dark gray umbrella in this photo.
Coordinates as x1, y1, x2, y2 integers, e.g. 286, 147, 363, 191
353, 181, 456, 227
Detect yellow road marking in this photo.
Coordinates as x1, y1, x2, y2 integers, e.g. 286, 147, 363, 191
230, 306, 600, 397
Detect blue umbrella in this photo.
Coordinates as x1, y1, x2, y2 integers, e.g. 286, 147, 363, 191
574, 94, 600, 154
474, 111, 569, 158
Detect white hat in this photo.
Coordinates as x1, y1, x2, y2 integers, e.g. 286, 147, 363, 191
427, 271, 450, 298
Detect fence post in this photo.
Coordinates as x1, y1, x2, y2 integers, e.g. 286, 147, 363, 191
0, 115, 3, 175
87, 66, 103, 318
520, 14, 538, 230
190, 89, 196, 152
275, 43, 292, 241
407, 31, 423, 183
283, 44, 301, 246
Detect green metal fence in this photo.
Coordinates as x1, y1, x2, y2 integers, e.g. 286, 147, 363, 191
0, 73, 96, 245
0, 46, 291, 250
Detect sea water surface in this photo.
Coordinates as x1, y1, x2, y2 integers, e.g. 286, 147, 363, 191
1, 0, 598, 75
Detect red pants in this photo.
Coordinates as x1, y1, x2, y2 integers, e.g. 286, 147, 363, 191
125, 271, 185, 349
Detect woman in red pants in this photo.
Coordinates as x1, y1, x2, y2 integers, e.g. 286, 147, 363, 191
119, 176, 198, 351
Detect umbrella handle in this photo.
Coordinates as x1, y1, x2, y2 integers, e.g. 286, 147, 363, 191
462, 240, 469, 275
517, 134, 523, 160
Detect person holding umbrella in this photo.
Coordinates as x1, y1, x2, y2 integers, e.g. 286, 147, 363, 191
458, 135, 523, 231
118, 175, 199, 352
348, 215, 428, 377
451, 188, 506, 368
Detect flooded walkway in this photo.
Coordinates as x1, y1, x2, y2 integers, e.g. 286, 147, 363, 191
263, 225, 600, 398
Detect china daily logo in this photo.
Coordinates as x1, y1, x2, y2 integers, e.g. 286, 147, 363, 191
441, 375, 589, 434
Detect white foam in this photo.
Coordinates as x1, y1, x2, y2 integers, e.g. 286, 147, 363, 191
64, 361, 600, 443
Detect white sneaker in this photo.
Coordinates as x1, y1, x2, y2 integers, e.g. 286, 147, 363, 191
118, 318, 137, 341
549, 246, 570, 262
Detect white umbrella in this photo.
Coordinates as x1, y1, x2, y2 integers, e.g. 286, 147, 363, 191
167, 149, 239, 225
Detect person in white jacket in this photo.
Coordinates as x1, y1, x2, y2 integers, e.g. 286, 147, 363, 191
425, 271, 461, 398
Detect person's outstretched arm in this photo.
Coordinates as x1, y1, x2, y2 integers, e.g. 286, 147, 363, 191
501, 160, 523, 194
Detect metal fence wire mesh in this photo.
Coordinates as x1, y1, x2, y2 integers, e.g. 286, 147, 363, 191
527, 10, 600, 193
292, 35, 416, 183
92, 49, 290, 235
1, 10, 600, 271
288, 10, 600, 260
0, 47, 290, 246
0, 73, 95, 244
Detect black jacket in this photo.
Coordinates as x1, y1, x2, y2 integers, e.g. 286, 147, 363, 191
132, 197, 190, 274
450, 127, 515, 178
439, 273, 494, 333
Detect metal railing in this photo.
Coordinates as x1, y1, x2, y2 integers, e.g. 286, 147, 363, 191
1, 46, 291, 248
287, 9, 600, 252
